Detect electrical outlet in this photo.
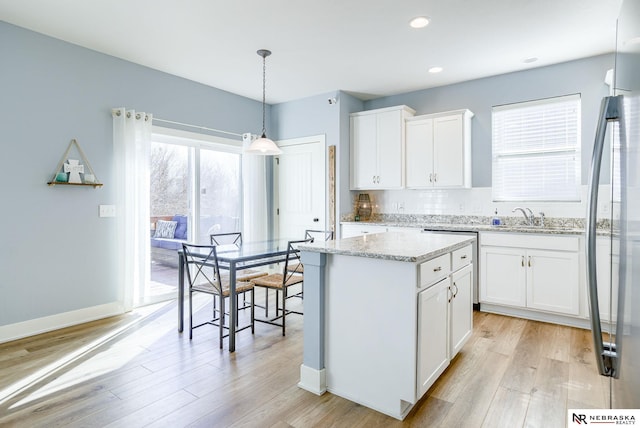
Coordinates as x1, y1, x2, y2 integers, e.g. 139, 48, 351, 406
99, 205, 116, 217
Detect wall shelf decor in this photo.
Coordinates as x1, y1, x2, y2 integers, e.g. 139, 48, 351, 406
47, 139, 103, 188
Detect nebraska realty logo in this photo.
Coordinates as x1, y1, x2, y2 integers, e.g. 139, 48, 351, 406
569, 409, 639, 425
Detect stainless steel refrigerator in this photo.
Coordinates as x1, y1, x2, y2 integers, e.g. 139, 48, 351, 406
586, 0, 640, 409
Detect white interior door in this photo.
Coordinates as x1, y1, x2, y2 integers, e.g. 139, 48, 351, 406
275, 136, 326, 240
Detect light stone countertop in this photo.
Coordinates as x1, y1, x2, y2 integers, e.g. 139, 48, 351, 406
339, 213, 612, 236
299, 231, 476, 263
341, 221, 586, 235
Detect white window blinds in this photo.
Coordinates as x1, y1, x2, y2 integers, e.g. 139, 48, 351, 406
492, 94, 581, 202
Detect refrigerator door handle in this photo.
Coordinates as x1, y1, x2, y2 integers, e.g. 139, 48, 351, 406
586, 95, 623, 378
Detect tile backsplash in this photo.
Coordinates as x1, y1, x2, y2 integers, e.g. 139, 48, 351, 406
354, 185, 613, 219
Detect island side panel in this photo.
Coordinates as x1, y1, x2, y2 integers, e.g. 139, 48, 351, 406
325, 252, 418, 419
298, 251, 327, 395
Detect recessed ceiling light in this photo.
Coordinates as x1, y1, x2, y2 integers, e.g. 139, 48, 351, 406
523, 57, 538, 64
428, 66, 443, 73
409, 16, 430, 28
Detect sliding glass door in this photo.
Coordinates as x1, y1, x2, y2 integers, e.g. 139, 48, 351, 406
148, 142, 189, 301
146, 129, 242, 304
198, 148, 242, 243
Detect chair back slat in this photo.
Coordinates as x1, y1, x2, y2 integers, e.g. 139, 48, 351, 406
210, 232, 243, 247
282, 237, 314, 284
182, 243, 223, 294
304, 229, 334, 242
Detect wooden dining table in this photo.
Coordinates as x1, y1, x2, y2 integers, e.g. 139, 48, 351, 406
177, 238, 294, 352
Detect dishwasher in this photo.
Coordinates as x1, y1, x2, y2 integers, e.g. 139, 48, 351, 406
421, 228, 479, 308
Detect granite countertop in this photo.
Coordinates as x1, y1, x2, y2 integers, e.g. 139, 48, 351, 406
339, 213, 609, 236
299, 231, 475, 263
341, 220, 586, 235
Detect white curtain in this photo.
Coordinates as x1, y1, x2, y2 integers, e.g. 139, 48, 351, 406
242, 133, 269, 243
112, 108, 152, 310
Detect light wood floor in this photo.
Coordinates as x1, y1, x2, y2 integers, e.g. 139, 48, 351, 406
0, 296, 608, 428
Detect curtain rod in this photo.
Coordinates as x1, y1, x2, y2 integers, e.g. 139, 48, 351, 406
152, 117, 244, 138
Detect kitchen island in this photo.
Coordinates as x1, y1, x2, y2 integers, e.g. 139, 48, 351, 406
297, 231, 476, 420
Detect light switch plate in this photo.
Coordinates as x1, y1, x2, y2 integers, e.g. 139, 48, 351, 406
99, 205, 116, 217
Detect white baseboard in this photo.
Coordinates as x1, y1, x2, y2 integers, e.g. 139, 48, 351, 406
298, 364, 326, 395
0, 302, 125, 344
479, 303, 591, 329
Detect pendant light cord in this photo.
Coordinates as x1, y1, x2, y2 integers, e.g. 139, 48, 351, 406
261, 52, 267, 136
255, 49, 272, 140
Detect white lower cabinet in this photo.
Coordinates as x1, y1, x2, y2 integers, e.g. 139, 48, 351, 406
479, 232, 581, 317
526, 249, 580, 315
450, 264, 473, 356
416, 245, 473, 398
480, 246, 527, 307
417, 277, 449, 397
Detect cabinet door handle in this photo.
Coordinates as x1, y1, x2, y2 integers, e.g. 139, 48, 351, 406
372, 175, 376, 184
434, 173, 437, 182
433, 266, 442, 272
528, 256, 532, 267
448, 286, 453, 303
521, 256, 525, 267
453, 282, 459, 298
429, 173, 433, 183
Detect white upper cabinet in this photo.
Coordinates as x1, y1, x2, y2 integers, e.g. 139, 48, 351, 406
405, 110, 473, 189
350, 105, 415, 190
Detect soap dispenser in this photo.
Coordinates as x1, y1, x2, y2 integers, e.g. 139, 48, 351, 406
492, 209, 502, 226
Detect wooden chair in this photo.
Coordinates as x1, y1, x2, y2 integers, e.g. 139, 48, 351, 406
250, 238, 313, 336
182, 243, 254, 348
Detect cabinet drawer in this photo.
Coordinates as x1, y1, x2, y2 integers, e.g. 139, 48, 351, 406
419, 254, 451, 288
480, 232, 579, 251
452, 245, 472, 271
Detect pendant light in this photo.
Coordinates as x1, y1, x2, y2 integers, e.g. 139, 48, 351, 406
244, 49, 283, 155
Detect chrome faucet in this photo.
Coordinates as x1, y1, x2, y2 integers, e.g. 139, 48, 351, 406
513, 207, 535, 226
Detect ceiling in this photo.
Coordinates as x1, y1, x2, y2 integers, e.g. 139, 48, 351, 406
0, 0, 623, 104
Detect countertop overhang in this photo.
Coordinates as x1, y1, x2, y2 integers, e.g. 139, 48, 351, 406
299, 231, 476, 263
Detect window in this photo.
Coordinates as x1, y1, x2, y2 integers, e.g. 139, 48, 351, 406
492, 94, 581, 201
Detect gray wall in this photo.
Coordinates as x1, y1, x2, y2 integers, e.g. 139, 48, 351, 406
364, 54, 614, 187
271, 90, 364, 231
0, 21, 264, 326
